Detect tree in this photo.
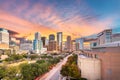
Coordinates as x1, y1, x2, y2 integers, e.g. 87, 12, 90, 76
20, 62, 49, 80
4, 66, 19, 80
29, 54, 39, 60
0, 66, 6, 79
36, 60, 45, 64
60, 54, 81, 80
60, 64, 69, 79
68, 64, 81, 79
20, 63, 33, 80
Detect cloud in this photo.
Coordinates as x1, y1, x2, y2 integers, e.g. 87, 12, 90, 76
0, 10, 56, 39
0, 0, 116, 40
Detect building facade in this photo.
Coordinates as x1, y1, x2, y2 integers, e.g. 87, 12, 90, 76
81, 42, 120, 80
41, 37, 48, 47
33, 32, 43, 53
48, 41, 57, 51
0, 28, 9, 45
66, 36, 72, 51
97, 29, 112, 45
112, 33, 120, 42
20, 39, 33, 51
57, 32, 63, 51
49, 34, 55, 41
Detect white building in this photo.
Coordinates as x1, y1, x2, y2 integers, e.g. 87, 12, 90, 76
0, 28, 9, 44
78, 54, 101, 80
20, 39, 33, 52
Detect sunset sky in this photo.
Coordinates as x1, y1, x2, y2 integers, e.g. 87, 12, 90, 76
0, 0, 120, 40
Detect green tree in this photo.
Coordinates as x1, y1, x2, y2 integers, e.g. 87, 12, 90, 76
60, 64, 69, 79
68, 64, 81, 79
20, 63, 33, 80
36, 60, 45, 64
29, 54, 39, 60
20, 62, 49, 80
4, 66, 19, 80
61, 54, 81, 80
0, 66, 6, 79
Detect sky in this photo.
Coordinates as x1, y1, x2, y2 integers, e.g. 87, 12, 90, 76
0, 0, 120, 40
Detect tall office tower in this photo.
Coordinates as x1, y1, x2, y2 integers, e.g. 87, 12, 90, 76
33, 32, 42, 53
66, 36, 72, 52
49, 34, 55, 41
0, 28, 9, 44
48, 34, 56, 51
57, 32, 63, 51
35, 32, 41, 40
48, 41, 57, 51
41, 37, 47, 47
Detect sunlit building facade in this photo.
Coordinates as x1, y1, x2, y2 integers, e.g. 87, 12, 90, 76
33, 32, 43, 53
0, 28, 9, 45
20, 39, 33, 51
48, 41, 57, 51
57, 32, 63, 51
66, 36, 72, 51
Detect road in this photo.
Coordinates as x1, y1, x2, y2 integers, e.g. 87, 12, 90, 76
39, 55, 71, 80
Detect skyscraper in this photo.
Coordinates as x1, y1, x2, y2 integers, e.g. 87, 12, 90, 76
0, 28, 9, 44
41, 37, 47, 47
48, 34, 57, 51
49, 34, 55, 41
57, 32, 63, 51
48, 41, 57, 51
66, 36, 72, 51
33, 32, 42, 53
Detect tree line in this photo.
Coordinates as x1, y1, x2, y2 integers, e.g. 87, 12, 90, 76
60, 54, 87, 80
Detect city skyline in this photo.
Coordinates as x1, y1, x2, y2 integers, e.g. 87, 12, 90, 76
0, 1, 120, 80
0, 0, 120, 40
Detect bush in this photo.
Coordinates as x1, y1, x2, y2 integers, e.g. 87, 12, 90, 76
29, 54, 39, 60
4, 57, 14, 62
4, 54, 24, 62
36, 60, 45, 64
40, 55, 53, 59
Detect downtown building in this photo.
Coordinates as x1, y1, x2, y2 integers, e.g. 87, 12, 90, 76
49, 34, 55, 41
75, 29, 112, 50
57, 32, 63, 52
66, 36, 72, 52
33, 32, 43, 54
48, 34, 57, 52
0, 28, 9, 49
20, 38, 33, 52
41, 37, 48, 47
78, 41, 120, 80
77, 29, 120, 80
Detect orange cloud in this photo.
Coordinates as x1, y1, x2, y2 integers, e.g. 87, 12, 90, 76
0, 0, 115, 41
0, 10, 56, 40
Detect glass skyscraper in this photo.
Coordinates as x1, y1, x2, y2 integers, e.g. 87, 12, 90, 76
57, 32, 63, 51
33, 32, 43, 53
